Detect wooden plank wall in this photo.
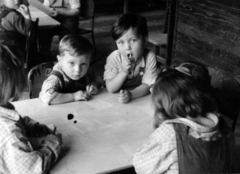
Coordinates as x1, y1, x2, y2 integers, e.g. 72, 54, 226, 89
171, 0, 240, 78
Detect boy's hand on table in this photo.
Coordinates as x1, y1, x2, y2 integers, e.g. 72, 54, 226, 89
17, 5, 31, 20
118, 90, 131, 104
86, 85, 99, 96
74, 90, 90, 101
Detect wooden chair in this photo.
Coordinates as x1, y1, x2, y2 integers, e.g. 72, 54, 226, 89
148, 1, 169, 65
208, 67, 240, 132
28, 61, 56, 99
25, 18, 41, 72
78, 0, 96, 63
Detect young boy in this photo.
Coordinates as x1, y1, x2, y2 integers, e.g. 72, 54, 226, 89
39, 35, 101, 105
104, 13, 157, 104
0, 0, 32, 62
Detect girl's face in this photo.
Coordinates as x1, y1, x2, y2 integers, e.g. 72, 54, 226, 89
116, 27, 147, 63
57, 52, 90, 81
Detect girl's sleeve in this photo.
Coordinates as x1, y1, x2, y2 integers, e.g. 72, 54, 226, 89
132, 124, 177, 174
39, 75, 61, 105
4, 130, 61, 174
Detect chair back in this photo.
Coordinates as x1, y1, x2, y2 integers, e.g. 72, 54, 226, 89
208, 67, 240, 132
26, 18, 40, 71
28, 61, 56, 99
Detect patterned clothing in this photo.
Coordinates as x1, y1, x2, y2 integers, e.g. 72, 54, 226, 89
39, 63, 99, 104
104, 49, 157, 87
0, 105, 62, 174
133, 113, 227, 174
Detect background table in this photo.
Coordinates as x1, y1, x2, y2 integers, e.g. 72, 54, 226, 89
12, 88, 154, 174
29, 5, 60, 29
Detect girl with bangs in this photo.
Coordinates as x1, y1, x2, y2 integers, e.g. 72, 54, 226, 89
133, 69, 234, 174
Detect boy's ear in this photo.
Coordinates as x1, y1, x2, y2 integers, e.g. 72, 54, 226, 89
57, 55, 62, 64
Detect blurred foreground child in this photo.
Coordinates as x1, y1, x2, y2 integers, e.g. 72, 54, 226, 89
133, 69, 234, 174
0, 45, 62, 174
40, 35, 101, 105
104, 13, 157, 103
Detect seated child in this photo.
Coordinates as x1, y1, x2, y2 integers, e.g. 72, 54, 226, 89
0, 44, 62, 174
39, 35, 101, 105
104, 13, 157, 104
0, 0, 32, 62
133, 69, 234, 174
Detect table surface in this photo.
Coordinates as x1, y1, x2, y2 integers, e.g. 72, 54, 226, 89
12, 88, 154, 174
29, 5, 60, 29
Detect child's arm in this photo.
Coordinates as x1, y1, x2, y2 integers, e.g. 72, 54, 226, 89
49, 7, 80, 17
118, 83, 150, 103
4, 132, 62, 174
133, 124, 176, 174
105, 56, 131, 93
17, 4, 31, 20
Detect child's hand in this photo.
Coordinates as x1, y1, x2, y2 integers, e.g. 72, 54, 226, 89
118, 90, 131, 104
86, 85, 99, 96
17, 5, 31, 20
74, 90, 90, 101
121, 57, 131, 74
35, 123, 56, 137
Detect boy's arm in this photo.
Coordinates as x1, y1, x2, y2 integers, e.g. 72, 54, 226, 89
129, 83, 150, 100
106, 71, 128, 93
53, 7, 80, 17
4, 133, 61, 174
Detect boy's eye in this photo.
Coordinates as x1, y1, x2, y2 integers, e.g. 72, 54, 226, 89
117, 41, 124, 45
69, 62, 74, 66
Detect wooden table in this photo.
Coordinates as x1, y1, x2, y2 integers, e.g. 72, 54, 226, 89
29, 5, 60, 29
12, 88, 154, 174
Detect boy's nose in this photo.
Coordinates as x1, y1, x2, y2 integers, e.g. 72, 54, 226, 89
74, 66, 81, 72
124, 43, 131, 50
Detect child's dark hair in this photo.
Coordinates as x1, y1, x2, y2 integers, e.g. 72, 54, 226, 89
0, 45, 26, 105
176, 60, 211, 92
59, 35, 93, 58
152, 69, 216, 128
111, 13, 148, 41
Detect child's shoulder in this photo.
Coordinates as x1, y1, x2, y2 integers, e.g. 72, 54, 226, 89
152, 121, 176, 140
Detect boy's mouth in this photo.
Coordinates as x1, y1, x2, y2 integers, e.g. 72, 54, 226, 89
127, 53, 133, 62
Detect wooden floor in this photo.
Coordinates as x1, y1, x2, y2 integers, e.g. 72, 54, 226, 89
20, 8, 240, 173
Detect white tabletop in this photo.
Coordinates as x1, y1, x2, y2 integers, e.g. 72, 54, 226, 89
29, 5, 60, 29
12, 88, 154, 174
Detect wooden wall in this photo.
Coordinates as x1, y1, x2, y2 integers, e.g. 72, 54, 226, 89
170, 0, 240, 78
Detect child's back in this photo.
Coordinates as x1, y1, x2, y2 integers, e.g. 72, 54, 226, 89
133, 69, 234, 174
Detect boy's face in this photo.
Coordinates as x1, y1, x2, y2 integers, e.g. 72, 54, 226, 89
116, 27, 146, 63
57, 52, 91, 81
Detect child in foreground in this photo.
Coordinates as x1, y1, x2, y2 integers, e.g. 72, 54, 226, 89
104, 13, 157, 103
133, 69, 234, 174
40, 35, 101, 105
0, 45, 62, 174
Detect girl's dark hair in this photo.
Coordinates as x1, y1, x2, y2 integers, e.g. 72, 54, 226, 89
152, 69, 216, 128
59, 35, 93, 58
0, 45, 26, 105
111, 13, 148, 41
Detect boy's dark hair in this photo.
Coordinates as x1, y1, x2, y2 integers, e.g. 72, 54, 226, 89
0, 44, 26, 105
152, 69, 216, 128
111, 13, 148, 41
59, 35, 93, 58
